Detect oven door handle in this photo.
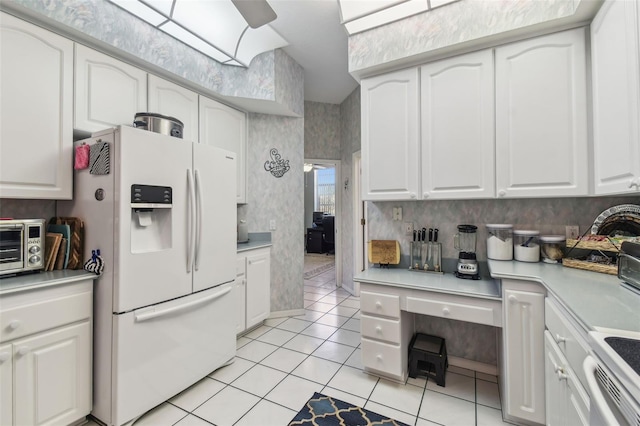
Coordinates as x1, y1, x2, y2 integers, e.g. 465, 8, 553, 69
583, 355, 620, 426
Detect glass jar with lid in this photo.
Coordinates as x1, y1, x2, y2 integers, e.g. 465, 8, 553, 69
539, 235, 565, 263
513, 230, 540, 262
486, 224, 513, 260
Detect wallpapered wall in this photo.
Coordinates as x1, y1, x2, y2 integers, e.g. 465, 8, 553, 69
304, 101, 341, 160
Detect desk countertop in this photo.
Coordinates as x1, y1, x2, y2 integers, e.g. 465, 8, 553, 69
355, 261, 640, 334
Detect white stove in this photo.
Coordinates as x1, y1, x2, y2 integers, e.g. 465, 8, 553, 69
585, 328, 640, 426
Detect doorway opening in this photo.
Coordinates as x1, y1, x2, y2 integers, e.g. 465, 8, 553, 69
303, 159, 341, 287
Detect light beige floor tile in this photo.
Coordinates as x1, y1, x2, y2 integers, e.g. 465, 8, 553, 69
231, 364, 287, 397
264, 316, 288, 327
315, 313, 349, 328
169, 377, 225, 412
369, 378, 425, 416
236, 340, 279, 363
300, 322, 338, 339
448, 365, 475, 378
364, 401, 417, 425
477, 379, 501, 409
173, 414, 212, 426
328, 328, 361, 347
243, 324, 272, 339
320, 387, 367, 408
407, 375, 428, 389
236, 336, 251, 349
193, 386, 259, 426
235, 399, 297, 426
318, 294, 348, 304
307, 301, 336, 313
283, 334, 325, 354
344, 347, 364, 370
256, 328, 298, 346
208, 357, 256, 384
295, 310, 326, 322
326, 365, 379, 399
415, 417, 442, 426
477, 404, 509, 425
260, 347, 308, 373
292, 356, 342, 385
426, 371, 476, 403
328, 305, 359, 318
339, 298, 361, 309
134, 402, 187, 426
419, 389, 476, 425
304, 299, 314, 308
277, 317, 312, 333
265, 375, 324, 411
341, 318, 361, 332
304, 286, 333, 295
304, 292, 325, 301
353, 310, 361, 319
312, 340, 356, 364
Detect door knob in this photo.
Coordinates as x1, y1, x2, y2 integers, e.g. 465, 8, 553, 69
16, 346, 29, 356
498, 190, 506, 197
555, 334, 566, 343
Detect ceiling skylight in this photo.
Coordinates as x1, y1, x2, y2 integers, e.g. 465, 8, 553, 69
108, 0, 288, 66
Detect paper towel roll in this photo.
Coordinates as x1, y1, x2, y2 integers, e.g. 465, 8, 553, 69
137, 211, 152, 227
238, 221, 248, 242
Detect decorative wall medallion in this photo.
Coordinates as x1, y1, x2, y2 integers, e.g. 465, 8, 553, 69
264, 148, 290, 178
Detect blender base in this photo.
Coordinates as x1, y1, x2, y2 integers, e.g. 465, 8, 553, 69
455, 271, 481, 280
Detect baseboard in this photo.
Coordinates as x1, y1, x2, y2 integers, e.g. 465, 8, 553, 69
448, 355, 498, 376
269, 309, 305, 319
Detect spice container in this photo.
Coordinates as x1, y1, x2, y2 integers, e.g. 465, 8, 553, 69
513, 230, 540, 262
540, 235, 565, 263
486, 224, 513, 260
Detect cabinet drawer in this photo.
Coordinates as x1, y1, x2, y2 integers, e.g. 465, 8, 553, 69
236, 257, 246, 277
361, 338, 403, 379
361, 314, 400, 343
0, 291, 92, 343
361, 291, 400, 318
406, 296, 497, 326
545, 298, 589, 388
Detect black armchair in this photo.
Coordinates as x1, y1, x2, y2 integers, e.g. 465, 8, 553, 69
321, 216, 335, 255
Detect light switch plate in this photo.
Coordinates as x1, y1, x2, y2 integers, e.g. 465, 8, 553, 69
270, 219, 276, 231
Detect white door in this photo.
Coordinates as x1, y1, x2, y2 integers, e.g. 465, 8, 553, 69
420, 49, 495, 199
113, 283, 235, 426
591, 0, 640, 194
115, 126, 193, 312
75, 44, 147, 133
148, 75, 199, 143
199, 96, 247, 203
246, 249, 271, 329
361, 68, 420, 200
0, 343, 12, 426
13, 322, 91, 426
495, 28, 588, 198
192, 143, 236, 293
0, 12, 73, 200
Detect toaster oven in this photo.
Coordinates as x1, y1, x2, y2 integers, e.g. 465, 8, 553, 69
0, 219, 45, 277
618, 241, 640, 294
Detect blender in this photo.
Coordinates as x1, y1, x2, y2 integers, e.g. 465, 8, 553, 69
454, 224, 480, 279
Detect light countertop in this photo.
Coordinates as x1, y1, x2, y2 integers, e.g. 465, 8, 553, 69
0, 270, 96, 296
237, 232, 272, 253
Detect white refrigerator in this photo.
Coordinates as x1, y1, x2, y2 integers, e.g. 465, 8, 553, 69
59, 126, 237, 426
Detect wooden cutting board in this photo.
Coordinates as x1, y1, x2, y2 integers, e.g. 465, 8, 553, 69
368, 240, 400, 265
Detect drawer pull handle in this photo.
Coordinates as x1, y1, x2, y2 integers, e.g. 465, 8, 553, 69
16, 346, 29, 356
442, 307, 451, 316
375, 301, 382, 309
8, 320, 20, 330
508, 295, 518, 304
375, 326, 382, 333
0, 352, 9, 362
555, 334, 566, 343
557, 370, 568, 381
376, 355, 383, 361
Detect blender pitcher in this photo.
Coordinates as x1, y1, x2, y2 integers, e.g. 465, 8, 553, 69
454, 225, 478, 254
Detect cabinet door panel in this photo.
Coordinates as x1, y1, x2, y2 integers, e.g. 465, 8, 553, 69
75, 44, 147, 133
0, 343, 12, 426
496, 28, 588, 198
361, 68, 420, 200
591, 0, 640, 194
148, 74, 199, 143
0, 12, 73, 199
14, 321, 91, 426
421, 50, 495, 199
245, 250, 270, 329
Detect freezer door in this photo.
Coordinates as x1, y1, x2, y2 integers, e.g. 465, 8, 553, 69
192, 144, 236, 292
115, 126, 193, 312
111, 283, 235, 426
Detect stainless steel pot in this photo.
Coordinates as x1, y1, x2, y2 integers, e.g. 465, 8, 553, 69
133, 113, 184, 139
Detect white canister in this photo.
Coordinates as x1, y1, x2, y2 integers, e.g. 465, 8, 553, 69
513, 230, 540, 262
237, 220, 248, 243
540, 235, 565, 263
486, 224, 513, 260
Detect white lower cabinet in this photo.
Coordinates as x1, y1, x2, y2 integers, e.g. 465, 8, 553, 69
501, 281, 546, 425
0, 278, 93, 426
236, 247, 271, 333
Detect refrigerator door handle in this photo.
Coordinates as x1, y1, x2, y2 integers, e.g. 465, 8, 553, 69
134, 285, 232, 322
187, 169, 195, 273
194, 169, 203, 271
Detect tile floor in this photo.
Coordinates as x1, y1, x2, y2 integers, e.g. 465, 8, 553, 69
89, 269, 512, 426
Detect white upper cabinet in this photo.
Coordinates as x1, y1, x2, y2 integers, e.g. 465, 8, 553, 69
0, 12, 73, 199
199, 96, 247, 204
75, 44, 147, 133
495, 28, 588, 198
420, 50, 495, 199
361, 68, 420, 201
591, 0, 640, 195
147, 75, 199, 143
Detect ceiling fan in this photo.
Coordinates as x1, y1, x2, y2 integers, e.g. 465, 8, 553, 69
231, 0, 277, 28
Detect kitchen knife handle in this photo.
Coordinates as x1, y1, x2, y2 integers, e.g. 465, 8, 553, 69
434, 229, 438, 242
421, 228, 426, 241
428, 228, 433, 242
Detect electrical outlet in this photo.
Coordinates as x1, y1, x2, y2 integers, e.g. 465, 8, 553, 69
270, 219, 276, 231
404, 222, 414, 235
566, 225, 579, 240
392, 207, 403, 221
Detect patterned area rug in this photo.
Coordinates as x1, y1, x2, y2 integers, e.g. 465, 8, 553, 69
288, 392, 409, 426
303, 254, 335, 279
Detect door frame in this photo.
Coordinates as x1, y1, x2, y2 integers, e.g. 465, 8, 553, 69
304, 158, 342, 287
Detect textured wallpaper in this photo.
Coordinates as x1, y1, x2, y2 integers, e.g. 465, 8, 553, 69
304, 101, 341, 160
348, 0, 576, 72
0, 199, 56, 220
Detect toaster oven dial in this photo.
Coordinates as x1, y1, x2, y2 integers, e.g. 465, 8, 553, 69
29, 255, 41, 264
29, 246, 41, 254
